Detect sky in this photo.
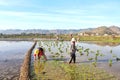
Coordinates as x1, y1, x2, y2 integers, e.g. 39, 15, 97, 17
0, 0, 120, 30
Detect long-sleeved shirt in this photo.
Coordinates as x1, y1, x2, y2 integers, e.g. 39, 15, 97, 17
70, 44, 77, 54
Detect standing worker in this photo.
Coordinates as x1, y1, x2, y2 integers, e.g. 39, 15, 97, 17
69, 38, 78, 64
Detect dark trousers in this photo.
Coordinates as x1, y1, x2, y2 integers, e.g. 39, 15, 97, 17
69, 53, 76, 63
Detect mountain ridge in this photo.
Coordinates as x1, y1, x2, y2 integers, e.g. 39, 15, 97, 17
0, 26, 120, 35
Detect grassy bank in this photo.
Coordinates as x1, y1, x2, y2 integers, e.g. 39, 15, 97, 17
78, 36, 120, 43
1, 33, 120, 42
59, 34, 120, 42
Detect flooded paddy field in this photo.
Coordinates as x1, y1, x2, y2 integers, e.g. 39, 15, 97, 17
31, 41, 120, 80
0, 41, 120, 80
0, 41, 33, 80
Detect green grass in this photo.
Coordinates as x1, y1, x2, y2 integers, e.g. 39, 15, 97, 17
31, 61, 117, 80
1, 33, 120, 43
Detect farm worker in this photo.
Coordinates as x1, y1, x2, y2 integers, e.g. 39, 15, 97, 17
69, 38, 78, 64
34, 47, 47, 61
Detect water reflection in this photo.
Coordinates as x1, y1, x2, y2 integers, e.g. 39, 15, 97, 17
0, 41, 33, 79
83, 41, 120, 46
0, 41, 33, 60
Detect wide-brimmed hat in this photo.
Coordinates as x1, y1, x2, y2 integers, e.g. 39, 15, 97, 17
71, 38, 76, 42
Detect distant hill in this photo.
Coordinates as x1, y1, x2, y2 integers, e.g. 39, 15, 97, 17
109, 26, 120, 34
0, 26, 120, 35
0, 29, 93, 34
90, 26, 120, 35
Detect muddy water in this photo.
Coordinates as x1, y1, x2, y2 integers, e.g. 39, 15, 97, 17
0, 41, 33, 80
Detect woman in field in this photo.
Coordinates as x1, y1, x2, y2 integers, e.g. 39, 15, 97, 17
34, 47, 47, 61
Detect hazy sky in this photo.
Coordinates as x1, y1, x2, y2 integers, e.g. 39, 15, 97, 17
0, 0, 120, 30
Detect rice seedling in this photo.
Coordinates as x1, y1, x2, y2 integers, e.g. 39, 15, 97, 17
90, 50, 95, 53
84, 48, 90, 56
51, 52, 54, 54
48, 47, 51, 52
109, 59, 113, 67
88, 57, 94, 61
100, 54, 105, 57
77, 49, 83, 56
110, 49, 113, 54
92, 61, 97, 67
112, 54, 117, 58
66, 48, 67, 52
59, 49, 63, 53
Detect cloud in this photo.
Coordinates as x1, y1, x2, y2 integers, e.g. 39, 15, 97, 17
0, 0, 119, 30
0, 10, 115, 25
0, 0, 14, 6
53, 9, 86, 15
0, 0, 27, 6
89, 1, 120, 10
0, 11, 27, 16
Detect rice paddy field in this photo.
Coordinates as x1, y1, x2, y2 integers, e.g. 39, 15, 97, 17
30, 41, 120, 80
0, 41, 120, 80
